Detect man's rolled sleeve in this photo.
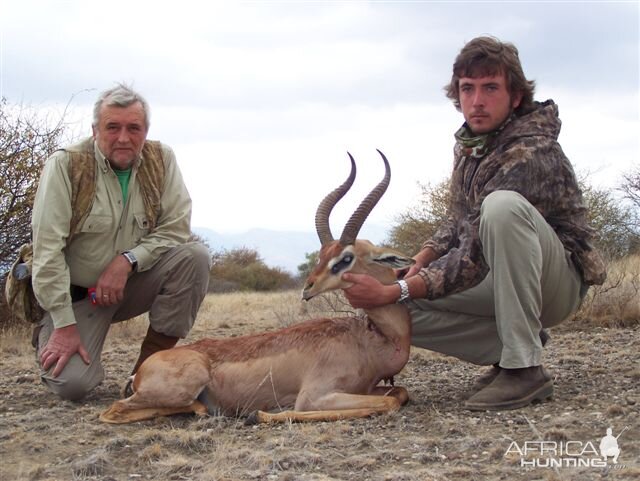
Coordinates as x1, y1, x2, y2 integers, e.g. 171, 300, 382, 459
49, 305, 77, 329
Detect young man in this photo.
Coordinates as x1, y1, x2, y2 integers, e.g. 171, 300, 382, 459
342, 37, 606, 410
32, 84, 211, 401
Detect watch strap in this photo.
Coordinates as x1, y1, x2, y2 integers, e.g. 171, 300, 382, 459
122, 251, 138, 271
395, 279, 410, 304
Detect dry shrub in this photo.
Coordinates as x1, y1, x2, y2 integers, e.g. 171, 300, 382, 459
573, 254, 640, 327
0, 322, 33, 358
71, 449, 110, 478
274, 290, 357, 327
105, 314, 149, 343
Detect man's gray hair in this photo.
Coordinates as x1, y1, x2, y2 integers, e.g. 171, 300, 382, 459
92, 83, 151, 129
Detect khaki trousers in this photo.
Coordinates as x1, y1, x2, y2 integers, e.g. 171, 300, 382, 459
37, 242, 211, 400
409, 191, 586, 369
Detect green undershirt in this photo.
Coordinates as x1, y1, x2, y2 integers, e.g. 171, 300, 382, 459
113, 168, 132, 204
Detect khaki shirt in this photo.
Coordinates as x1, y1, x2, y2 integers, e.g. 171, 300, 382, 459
32, 140, 192, 328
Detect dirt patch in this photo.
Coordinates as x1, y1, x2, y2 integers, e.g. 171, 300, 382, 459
1, 293, 638, 481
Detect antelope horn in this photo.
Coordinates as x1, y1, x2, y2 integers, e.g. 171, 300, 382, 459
339, 149, 390, 246
314, 153, 357, 245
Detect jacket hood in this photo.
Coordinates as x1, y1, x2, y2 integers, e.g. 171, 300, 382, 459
500, 99, 561, 144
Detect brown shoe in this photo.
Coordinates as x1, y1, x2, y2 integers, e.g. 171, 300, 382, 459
464, 366, 553, 411
471, 364, 501, 392
131, 326, 179, 374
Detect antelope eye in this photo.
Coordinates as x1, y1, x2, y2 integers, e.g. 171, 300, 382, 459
331, 254, 354, 274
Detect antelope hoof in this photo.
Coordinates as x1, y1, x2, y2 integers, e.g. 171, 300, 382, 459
244, 411, 260, 425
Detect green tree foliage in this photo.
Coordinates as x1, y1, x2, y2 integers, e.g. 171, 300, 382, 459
0, 98, 67, 272
619, 164, 640, 253
386, 178, 451, 255
208, 246, 296, 292
581, 178, 639, 259
296, 251, 319, 282
387, 173, 638, 260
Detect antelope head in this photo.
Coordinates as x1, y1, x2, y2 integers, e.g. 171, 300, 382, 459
302, 150, 414, 301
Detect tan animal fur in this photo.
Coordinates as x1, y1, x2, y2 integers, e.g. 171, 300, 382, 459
100, 151, 413, 424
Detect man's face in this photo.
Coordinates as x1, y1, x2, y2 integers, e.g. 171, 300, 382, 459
92, 102, 147, 170
458, 73, 522, 135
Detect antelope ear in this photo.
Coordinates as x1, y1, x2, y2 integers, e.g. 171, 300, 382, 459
371, 252, 415, 269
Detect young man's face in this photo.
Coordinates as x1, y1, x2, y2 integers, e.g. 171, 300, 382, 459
458, 72, 522, 135
93, 102, 148, 170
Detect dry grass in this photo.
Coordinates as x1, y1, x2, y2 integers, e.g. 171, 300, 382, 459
572, 253, 640, 327
1, 258, 639, 480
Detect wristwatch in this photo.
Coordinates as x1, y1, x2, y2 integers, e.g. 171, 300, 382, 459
122, 251, 138, 272
395, 279, 410, 304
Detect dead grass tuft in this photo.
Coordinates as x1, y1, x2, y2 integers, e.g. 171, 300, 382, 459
0, 323, 32, 356
544, 428, 569, 442
106, 314, 148, 343
71, 448, 109, 478
139, 442, 164, 463
162, 429, 218, 454
152, 453, 204, 478
605, 404, 626, 417
573, 254, 640, 327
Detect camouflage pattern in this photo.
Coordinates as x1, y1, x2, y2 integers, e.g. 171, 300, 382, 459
418, 100, 606, 300
64, 137, 165, 236
4, 243, 45, 323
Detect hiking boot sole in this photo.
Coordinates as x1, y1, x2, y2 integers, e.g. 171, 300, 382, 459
464, 380, 554, 411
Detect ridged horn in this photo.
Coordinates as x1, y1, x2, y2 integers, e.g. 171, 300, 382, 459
339, 149, 390, 246
314, 153, 357, 245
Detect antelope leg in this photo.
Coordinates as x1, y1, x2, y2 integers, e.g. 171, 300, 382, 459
100, 399, 208, 424
253, 386, 409, 424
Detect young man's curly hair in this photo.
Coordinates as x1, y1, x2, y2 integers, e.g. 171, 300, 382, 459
445, 36, 536, 115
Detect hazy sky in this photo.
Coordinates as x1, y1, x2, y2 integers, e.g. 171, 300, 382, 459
1, 1, 638, 238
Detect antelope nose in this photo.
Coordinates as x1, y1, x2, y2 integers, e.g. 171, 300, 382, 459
301, 284, 314, 301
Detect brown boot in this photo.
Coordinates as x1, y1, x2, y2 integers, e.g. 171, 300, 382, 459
470, 364, 501, 392
464, 366, 553, 411
131, 326, 179, 374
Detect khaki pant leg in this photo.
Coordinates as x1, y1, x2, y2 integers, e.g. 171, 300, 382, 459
409, 274, 503, 365
37, 242, 210, 401
114, 242, 211, 338
410, 190, 584, 369
38, 299, 119, 401
480, 191, 583, 368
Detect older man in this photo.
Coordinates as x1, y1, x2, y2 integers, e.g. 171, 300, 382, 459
32, 84, 210, 401
342, 37, 605, 410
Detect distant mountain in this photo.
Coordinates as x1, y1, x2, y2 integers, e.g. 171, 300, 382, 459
193, 225, 389, 273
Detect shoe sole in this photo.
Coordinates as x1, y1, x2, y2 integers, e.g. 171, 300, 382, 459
464, 381, 554, 411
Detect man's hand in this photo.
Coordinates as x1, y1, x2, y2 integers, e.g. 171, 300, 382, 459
95, 254, 132, 306
400, 247, 438, 279
342, 273, 400, 309
40, 324, 91, 377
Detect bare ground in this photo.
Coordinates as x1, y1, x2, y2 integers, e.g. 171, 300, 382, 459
1, 291, 638, 481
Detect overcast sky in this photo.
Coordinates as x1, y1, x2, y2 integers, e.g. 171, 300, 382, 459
1, 1, 638, 239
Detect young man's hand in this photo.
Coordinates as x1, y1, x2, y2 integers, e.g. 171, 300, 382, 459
402, 247, 438, 278
342, 273, 400, 309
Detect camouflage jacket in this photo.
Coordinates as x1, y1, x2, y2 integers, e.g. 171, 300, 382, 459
418, 100, 606, 300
